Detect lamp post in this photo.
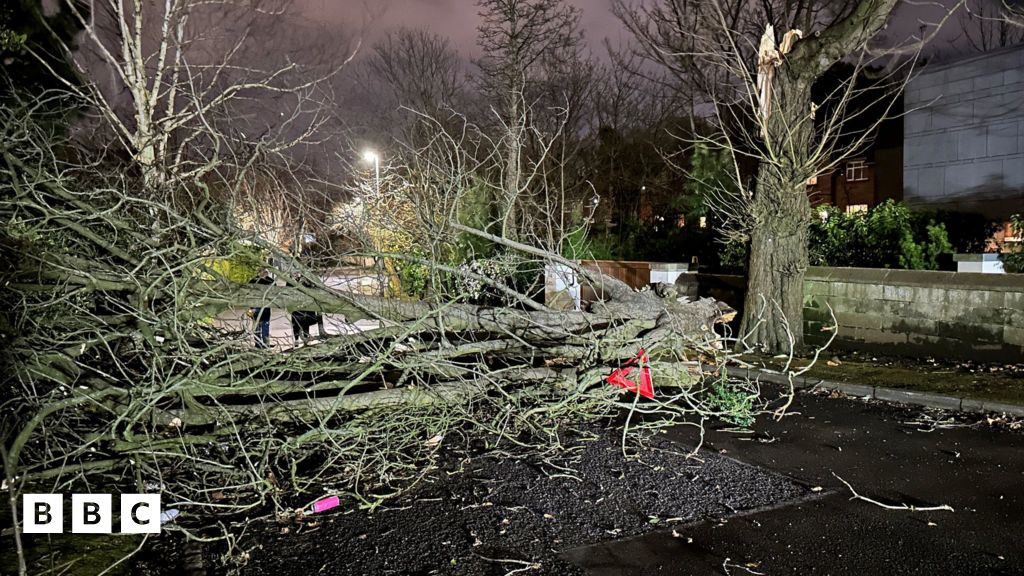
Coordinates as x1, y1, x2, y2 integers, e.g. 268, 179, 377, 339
363, 149, 380, 195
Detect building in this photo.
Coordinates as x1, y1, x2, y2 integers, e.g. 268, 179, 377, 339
902, 43, 1024, 219
807, 114, 904, 213
805, 67, 905, 213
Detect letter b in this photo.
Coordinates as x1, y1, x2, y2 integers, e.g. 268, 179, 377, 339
36, 502, 51, 524
72, 494, 112, 533
23, 494, 63, 534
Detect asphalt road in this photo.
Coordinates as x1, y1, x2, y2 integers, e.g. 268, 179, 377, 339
562, 392, 1024, 575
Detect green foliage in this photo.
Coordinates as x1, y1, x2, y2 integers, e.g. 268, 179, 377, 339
916, 222, 953, 270
1, 221, 91, 349
717, 236, 749, 271
1004, 214, 1024, 273
395, 248, 432, 298
706, 375, 755, 427
567, 222, 637, 261
920, 210, 998, 254
204, 243, 267, 283
561, 226, 590, 260
679, 144, 736, 219
809, 200, 953, 270
0, 29, 27, 52
455, 177, 499, 259
583, 233, 620, 261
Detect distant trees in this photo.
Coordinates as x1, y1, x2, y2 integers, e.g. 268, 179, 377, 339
361, 28, 465, 144
353, 0, 604, 257
474, 0, 589, 244
957, 0, 1024, 53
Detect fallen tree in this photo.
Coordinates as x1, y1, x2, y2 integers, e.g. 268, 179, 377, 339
0, 99, 779, 574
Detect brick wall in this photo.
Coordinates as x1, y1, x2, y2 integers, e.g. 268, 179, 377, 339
804, 267, 1024, 361
903, 44, 1024, 217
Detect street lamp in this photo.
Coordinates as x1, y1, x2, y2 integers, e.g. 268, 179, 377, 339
363, 149, 380, 195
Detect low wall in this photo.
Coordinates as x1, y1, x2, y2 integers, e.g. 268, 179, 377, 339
804, 267, 1024, 362
322, 267, 383, 296
555, 262, 1024, 361
580, 260, 690, 289
545, 260, 691, 310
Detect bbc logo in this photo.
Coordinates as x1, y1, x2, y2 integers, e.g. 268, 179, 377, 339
23, 494, 163, 534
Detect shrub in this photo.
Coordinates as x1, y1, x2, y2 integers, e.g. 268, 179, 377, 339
808, 200, 953, 270
1004, 213, 1024, 273
919, 209, 998, 254
204, 242, 267, 283
706, 376, 756, 427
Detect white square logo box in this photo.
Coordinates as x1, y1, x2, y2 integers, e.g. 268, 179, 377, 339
120, 494, 161, 534
71, 494, 112, 534
23, 494, 63, 534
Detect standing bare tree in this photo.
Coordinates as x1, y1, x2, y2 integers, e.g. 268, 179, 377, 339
362, 28, 465, 139
32, 0, 355, 192
475, 0, 585, 241
617, 0, 924, 353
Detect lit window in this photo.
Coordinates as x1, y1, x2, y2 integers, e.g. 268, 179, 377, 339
699, 216, 707, 228
845, 160, 868, 182
806, 175, 818, 186
845, 204, 868, 214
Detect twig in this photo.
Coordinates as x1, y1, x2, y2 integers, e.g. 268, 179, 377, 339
473, 552, 541, 575
722, 557, 766, 576
832, 473, 954, 512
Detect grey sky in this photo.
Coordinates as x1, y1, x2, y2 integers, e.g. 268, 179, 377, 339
297, 0, 640, 57
296, 0, 1016, 63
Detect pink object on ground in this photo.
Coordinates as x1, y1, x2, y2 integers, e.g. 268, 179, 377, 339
310, 495, 340, 513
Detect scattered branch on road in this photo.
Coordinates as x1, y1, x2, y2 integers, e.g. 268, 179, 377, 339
832, 472, 954, 512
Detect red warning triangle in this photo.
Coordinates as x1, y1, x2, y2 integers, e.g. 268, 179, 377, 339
606, 348, 655, 399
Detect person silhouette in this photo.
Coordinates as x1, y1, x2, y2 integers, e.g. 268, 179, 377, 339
249, 268, 274, 349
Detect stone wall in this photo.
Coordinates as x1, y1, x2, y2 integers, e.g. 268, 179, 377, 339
903, 44, 1024, 218
675, 267, 1024, 361
804, 267, 1024, 361
546, 261, 1024, 360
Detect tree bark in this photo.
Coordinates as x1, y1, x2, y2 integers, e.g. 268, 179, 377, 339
740, 189, 810, 352
738, 0, 899, 352
740, 70, 813, 354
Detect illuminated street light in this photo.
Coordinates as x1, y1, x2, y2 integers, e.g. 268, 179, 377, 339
363, 149, 380, 195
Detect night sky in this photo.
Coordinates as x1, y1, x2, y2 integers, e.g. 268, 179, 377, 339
296, 0, 626, 56
296, 0, 993, 62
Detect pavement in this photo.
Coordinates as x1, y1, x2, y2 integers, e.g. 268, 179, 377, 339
213, 308, 382, 351
561, 392, 1024, 575
734, 367, 1024, 417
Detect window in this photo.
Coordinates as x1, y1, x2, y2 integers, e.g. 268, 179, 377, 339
845, 159, 868, 182
845, 204, 868, 215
